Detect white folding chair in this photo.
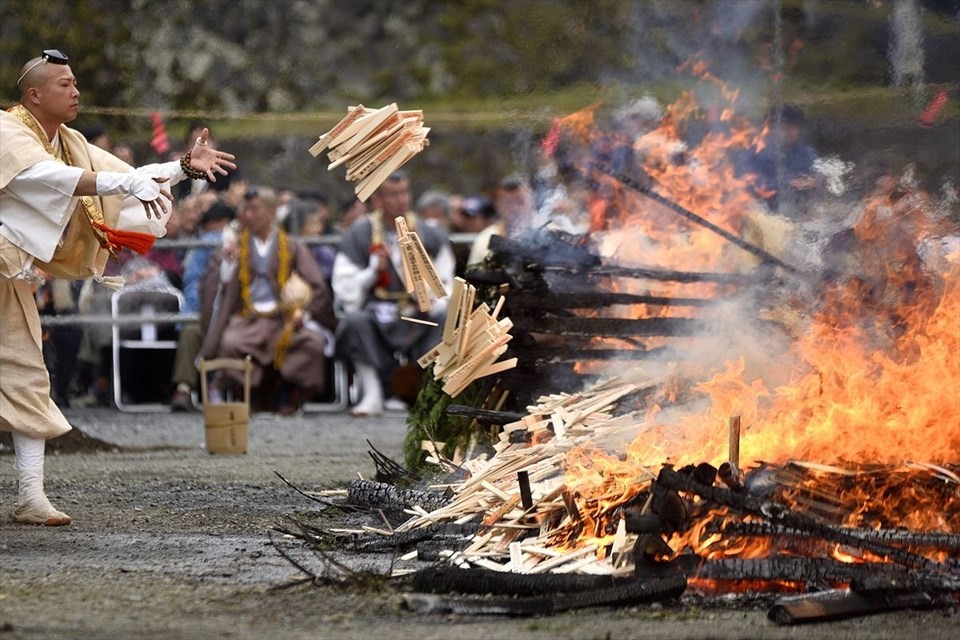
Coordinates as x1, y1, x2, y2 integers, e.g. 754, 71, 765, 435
111, 285, 184, 412
302, 359, 355, 413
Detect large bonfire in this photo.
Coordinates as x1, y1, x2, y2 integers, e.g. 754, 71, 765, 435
393, 62, 959, 583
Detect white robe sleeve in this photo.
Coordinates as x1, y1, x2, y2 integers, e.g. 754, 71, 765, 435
0, 160, 84, 262
331, 252, 377, 314
427, 243, 456, 319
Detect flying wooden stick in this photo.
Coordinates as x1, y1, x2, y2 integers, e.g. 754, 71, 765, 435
310, 104, 430, 201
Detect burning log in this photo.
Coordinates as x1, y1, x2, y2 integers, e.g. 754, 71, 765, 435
347, 479, 451, 513
656, 467, 946, 573
488, 235, 749, 283
767, 589, 946, 626
592, 163, 800, 274
402, 574, 687, 616
708, 520, 960, 555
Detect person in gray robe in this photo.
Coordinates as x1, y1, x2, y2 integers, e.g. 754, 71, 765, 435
331, 172, 455, 416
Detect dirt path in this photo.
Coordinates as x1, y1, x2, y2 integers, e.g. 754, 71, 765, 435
1, 409, 955, 639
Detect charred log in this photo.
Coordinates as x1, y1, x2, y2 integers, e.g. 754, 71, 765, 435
506, 291, 714, 310
347, 479, 450, 513
351, 522, 478, 552
768, 589, 947, 626
443, 404, 525, 425
403, 574, 687, 616
513, 316, 705, 338
513, 347, 675, 363
411, 566, 626, 597
541, 264, 749, 284
488, 234, 600, 268
697, 556, 917, 585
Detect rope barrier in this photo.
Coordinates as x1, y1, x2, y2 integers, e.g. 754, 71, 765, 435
152, 232, 478, 250
1, 102, 550, 126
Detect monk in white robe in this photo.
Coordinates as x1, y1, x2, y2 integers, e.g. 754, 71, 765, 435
0, 50, 235, 525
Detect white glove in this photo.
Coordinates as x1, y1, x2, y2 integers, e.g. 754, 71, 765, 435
96, 171, 161, 201
134, 161, 183, 183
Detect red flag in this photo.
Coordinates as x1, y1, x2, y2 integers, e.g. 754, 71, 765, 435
540, 118, 562, 157
150, 111, 170, 155
919, 89, 949, 129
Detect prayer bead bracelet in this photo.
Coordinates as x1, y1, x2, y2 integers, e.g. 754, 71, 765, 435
179, 150, 211, 181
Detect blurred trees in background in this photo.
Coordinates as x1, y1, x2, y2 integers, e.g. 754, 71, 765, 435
3, 0, 957, 123
0, 0, 636, 117
1, 0, 956, 192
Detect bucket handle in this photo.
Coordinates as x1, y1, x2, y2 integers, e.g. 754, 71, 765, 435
199, 356, 252, 405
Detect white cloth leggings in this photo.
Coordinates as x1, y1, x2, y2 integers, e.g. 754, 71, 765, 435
12, 431, 45, 476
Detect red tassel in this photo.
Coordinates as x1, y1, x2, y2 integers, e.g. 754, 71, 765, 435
92, 221, 156, 255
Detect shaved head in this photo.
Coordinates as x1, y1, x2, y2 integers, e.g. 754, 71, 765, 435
17, 57, 56, 95
17, 58, 80, 132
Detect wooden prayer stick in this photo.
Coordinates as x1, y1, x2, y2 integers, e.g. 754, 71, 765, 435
443, 278, 465, 344
401, 316, 439, 327
728, 416, 741, 469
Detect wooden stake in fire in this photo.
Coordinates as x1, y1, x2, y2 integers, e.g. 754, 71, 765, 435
309, 104, 430, 202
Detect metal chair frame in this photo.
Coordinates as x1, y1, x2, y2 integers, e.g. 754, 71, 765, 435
111, 287, 184, 413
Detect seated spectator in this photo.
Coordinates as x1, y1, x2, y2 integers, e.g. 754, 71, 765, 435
198, 186, 337, 415
332, 172, 455, 416
169, 201, 236, 411
291, 195, 337, 285
336, 195, 367, 233
181, 201, 235, 315
467, 175, 534, 268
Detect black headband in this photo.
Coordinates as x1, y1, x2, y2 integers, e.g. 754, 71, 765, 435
17, 49, 70, 86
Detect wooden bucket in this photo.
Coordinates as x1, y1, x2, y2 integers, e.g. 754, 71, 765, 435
199, 357, 252, 455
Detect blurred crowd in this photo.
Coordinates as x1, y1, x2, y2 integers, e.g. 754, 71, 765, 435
34, 122, 553, 417
34, 99, 850, 417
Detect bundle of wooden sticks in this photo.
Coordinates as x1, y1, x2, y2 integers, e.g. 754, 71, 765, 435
393, 217, 517, 397
309, 103, 430, 201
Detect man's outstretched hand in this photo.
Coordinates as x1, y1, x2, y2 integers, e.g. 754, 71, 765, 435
189, 128, 237, 182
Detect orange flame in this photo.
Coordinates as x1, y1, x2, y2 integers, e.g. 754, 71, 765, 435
541, 63, 959, 554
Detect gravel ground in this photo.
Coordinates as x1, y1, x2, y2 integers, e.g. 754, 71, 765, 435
0, 408, 956, 640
